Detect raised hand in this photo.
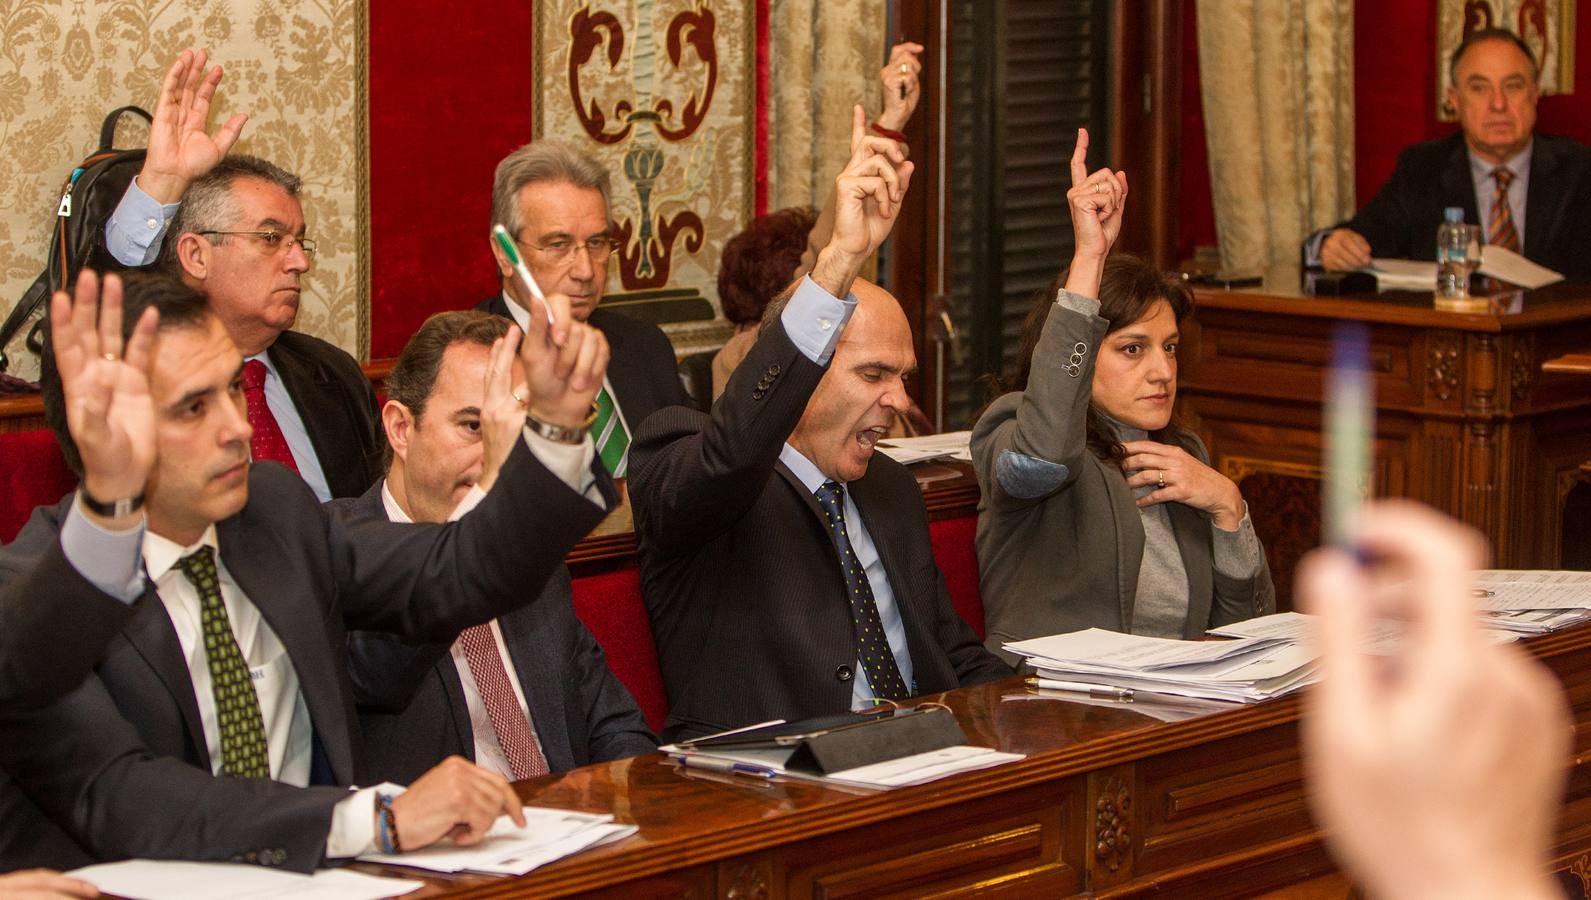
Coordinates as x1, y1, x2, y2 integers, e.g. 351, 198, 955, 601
1300, 502, 1567, 900
877, 41, 926, 133
810, 105, 915, 298
389, 756, 527, 850
1119, 440, 1245, 531
517, 292, 610, 429
1062, 128, 1127, 297
476, 326, 529, 493
139, 49, 249, 204
50, 271, 158, 524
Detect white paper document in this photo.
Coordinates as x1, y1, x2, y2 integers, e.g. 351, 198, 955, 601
663, 742, 1022, 789
357, 806, 634, 876
1005, 628, 1288, 671
67, 860, 421, 900
1362, 246, 1563, 292
1364, 258, 1438, 290
1475, 569, 1591, 611
876, 430, 973, 464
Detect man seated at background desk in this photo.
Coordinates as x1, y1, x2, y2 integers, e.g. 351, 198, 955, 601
478, 141, 688, 476
1306, 28, 1591, 280
628, 110, 1011, 742
347, 310, 655, 785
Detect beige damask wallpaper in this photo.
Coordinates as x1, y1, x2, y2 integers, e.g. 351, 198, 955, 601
0, 0, 368, 379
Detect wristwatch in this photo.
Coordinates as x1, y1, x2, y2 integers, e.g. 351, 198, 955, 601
79, 486, 144, 518
525, 404, 599, 445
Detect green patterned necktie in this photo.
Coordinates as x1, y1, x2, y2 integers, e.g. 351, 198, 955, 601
590, 385, 631, 477
175, 546, 271, 779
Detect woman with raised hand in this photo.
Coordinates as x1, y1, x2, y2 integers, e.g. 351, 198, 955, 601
971, 130, 1273, 661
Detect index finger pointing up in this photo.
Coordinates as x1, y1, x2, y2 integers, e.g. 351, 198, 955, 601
1070, 127, 1090, 188
849, 104, 867, 156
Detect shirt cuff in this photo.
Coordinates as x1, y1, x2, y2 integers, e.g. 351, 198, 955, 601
447, 485, 487, 522
104, 177, 181, 267
1301, 227, 1331, 268
520, 428, 602, 506
1054, 288, 1102, 317
325, 783, 405, 858
781, 275, 857, 365
1212, 503, 1264, 579
59, 493, 146, 603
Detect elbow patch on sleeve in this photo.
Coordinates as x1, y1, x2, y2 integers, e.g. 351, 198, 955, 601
995, 449, 1069, 499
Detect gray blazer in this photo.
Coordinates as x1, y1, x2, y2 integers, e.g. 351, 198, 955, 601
971, 299, 1274, 663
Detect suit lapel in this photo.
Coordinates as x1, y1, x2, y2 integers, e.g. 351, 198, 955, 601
591, 311, 643, 423
266, 340, 342, 496
1526, 138, 1565, 255
1167, 503, 1214, 639
1101, 463, 1143, 633
498, 608, 573, 773
1441, 136, 1480, 224
120, 589, 210, 765
216, 514, 354, 784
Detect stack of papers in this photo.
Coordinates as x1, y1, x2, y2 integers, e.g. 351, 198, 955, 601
1476, 569, 1591, 611
875, 430, 972, 465
662, 742, 1021, 789
1362, 247, 1563, 292
67, 861, 420, 900
357, 806, 634, 876
1210, 610, 1523, 648
1004, 628, 1319, 703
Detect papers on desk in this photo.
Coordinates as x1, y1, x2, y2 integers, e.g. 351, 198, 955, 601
875, 430, 972, 465
356, 806, 634, 876
1005, 628, 1319, 704
1360, 247, 1563, 291
67, 860, 421, 900
662, 742, 1021, 789
1476, 569, 1591, 611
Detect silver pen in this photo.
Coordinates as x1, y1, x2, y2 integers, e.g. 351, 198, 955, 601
1026, 677, 1134, 701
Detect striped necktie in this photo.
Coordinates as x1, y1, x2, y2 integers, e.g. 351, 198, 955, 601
1487, 167, 1520, 252
176, 547, 271, 779
814, 480, 910, 701
589, 385, 630, 477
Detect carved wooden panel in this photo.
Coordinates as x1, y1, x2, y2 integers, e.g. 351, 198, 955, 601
723, 855, 772, 900
781, 784, 1082, 898
1234, 471, 1319, 610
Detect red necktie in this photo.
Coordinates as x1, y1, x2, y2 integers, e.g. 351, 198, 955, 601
241, 359, 300, 473
457, 623, 550, 780
1487, 167, 1520, 252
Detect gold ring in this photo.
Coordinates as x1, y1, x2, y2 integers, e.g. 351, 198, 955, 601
511, 390, 527, 405
102, 352, 119, 362
1157, 470, 1165, 489
1093, 182, 1109, 194
899, 63, 910, 74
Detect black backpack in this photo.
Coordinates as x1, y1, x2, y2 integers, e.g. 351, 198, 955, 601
0, 106, 153, 380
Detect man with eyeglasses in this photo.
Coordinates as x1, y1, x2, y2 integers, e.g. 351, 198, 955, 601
101, 49, 382, 501
477, 140, 688, 477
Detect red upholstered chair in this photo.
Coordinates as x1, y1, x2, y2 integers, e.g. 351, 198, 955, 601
569, 567, 669, 733
1, 429, 77, 543
928, 513, 985, 639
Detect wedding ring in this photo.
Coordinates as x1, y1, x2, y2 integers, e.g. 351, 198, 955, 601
102, 352, 119, 362
1157, 470, 1165, 489
1093, 182, 1109, 194
899, 62, 910, 74
511, 390, 527, 405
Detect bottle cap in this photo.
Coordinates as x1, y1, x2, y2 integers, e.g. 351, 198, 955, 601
1443, 206, 1465, 223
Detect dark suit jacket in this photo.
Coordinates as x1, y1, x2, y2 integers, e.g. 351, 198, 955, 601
476, 294, 688, 432
628, 316, 1013, 743
0, 514, 133, 710
343, 480, 654, 783
0, 440, 606, 873
266, 330, 384, 498
1336, 131, 1591, 280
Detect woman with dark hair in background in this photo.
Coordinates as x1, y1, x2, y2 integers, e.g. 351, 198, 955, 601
971, 132, 1273, 663
711, 206, 819, 398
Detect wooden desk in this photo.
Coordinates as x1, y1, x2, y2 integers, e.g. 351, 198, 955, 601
1181, 273, 1591, 586
351, 622, 1591, 898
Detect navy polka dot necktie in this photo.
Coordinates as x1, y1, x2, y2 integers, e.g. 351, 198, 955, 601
814, 480, 909, 701
176, 546, 271, 779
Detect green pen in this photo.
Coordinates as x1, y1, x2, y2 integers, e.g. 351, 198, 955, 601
491, 223, 556, 327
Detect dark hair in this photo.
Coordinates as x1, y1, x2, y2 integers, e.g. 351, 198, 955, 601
982, 254, 1194, 461
381, 310, 511, 468
43, 271, 213, 475
717, 206, 819, 325
160, 155, 303, 272
1449, 27, 1539, 85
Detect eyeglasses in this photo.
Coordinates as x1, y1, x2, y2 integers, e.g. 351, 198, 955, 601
197, 230, 318, 258
517, 234, 618, 267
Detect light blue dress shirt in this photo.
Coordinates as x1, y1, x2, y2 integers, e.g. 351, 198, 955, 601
1469, 142, 1531, 250
776, 275, 914, 708
249, 352, 333, 503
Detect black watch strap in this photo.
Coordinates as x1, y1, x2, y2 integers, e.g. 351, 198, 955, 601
79, 487, 145, 518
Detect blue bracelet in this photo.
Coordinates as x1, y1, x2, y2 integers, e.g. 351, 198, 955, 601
375, 792, 398, 854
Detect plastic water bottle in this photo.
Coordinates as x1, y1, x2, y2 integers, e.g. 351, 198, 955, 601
1436, 207, 1480, 299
